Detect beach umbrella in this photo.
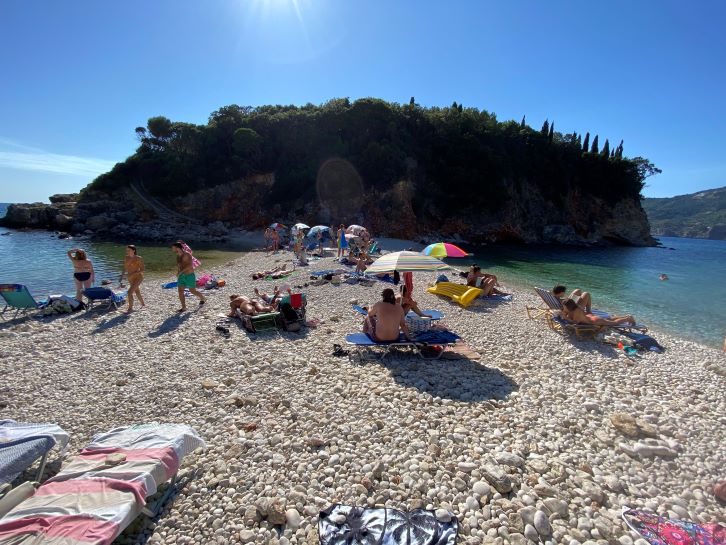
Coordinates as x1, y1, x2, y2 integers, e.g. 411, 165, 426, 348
269, 222, 286, 231
366, 251, 450, 274
291, 223, 310, 235
307, 225, 331, 238
422, 242, 470, 258
346, 224, 367, 235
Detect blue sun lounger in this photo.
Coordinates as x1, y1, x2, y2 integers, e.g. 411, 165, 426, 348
345, 330, 461, 362
83, 287, 127, 311
0, 421, 70, 492
0, 284, 47, 319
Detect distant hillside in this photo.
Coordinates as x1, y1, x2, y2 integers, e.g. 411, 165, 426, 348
643, 187, 726, 240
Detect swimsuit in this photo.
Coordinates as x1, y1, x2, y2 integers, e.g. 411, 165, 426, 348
177, 272, 196, 289
74, 272, 91, 282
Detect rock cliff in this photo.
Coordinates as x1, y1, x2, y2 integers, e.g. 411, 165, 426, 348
1, 177, 655, 246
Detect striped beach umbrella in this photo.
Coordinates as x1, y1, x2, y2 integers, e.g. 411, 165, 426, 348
422, 242, 470, 258
291, 223, 310, 234
366, 251, 450, 274
307, 225, 331, 238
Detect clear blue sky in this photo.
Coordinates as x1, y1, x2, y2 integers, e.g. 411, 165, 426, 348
1, 0, 724, 202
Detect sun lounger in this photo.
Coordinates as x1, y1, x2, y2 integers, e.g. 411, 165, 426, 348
0, 422, 204, 545
0, 421, 70, 490
319, 504, 458, 545
0, 285, 47, 319
345, 330, 461, 362
83, 287, 127, 311
426, 282, 482, 308
527, 287, 648, 336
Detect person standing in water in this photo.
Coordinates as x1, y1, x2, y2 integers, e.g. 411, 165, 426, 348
67, 248, 94, 301
171, 242, 206, 312
119, 245, 145, 312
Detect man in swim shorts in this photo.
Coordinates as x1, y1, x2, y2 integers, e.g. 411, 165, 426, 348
363, 288, 412, 342
172, 242, 206, 312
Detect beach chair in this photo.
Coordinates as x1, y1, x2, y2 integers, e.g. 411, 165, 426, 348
239, 311, 281, 334
83, 287, 127, 311
526, 286, 564, 319
0, 285, 47, 319
0, 422, 205, 544
0, 421, 70, 492
278, 293, 307, 331
345, 330, 461, 362
426, 282, 482, 308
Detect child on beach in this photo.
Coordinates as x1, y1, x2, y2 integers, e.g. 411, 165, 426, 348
67, 248, 94, 301
171, 242, 206, 312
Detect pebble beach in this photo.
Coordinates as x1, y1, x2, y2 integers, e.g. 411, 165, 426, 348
1, 248, 725, 545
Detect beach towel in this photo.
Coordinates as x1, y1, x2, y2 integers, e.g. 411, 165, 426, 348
622, 331, 665, 353
403, 271, 413, 295
180, 243, 201, 269
319, 505, 458, 545
623, 508, 725, 545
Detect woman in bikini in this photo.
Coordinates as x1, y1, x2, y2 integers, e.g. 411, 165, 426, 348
120, 245, 145, 312
398, 285, 431, 318
67, 248, 94, 301
563, 299, 636, 326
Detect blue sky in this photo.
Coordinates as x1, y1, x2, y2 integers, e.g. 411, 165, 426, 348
1, 0, 724, 202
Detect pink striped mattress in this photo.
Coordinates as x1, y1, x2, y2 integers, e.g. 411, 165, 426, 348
0, 423, 204, 545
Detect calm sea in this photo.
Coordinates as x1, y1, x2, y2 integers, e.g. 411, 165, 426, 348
1, 203, 724, 347
0, 203, 246, 295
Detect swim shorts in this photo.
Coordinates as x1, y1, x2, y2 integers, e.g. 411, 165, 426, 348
177, 272, 196, 289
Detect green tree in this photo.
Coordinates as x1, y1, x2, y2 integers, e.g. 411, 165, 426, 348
520, 115, 526, 128
582, 132, 590, 152
147, 116, 173, 139
591, 134, 599, 154
615, 139, 624, 158
548, 121, 554, 143
541, 119, 549, 135
601, 139, 610, 157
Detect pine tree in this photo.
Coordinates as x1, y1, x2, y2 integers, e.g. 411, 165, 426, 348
615, 139, 624, 158
520, 115, 526, 128
548, 122, 554, 143
601, 139, 610, 157
409, 96, 415, 107
582, 132, 590, 152
591, 135, 599, 154
541, 119, 549, 135
458, 103, 463, 113
452, 101, 458, 110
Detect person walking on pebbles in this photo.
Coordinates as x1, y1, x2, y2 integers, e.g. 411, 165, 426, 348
67, 248, 94, 301
171, 242, 205, 312
119, 244, 145, 313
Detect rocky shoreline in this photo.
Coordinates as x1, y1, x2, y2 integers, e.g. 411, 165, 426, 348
1, 249, 724, 545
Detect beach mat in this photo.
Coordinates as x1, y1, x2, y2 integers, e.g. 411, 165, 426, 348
622, 508, 725, 545
319, 505, 458, 545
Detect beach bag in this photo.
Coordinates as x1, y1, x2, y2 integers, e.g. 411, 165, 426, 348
436, 274, 449, 284
405, 315, 432, 334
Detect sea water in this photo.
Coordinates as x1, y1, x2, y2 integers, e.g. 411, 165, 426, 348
0, 203, 246, 297
450, 238, 726, 348
2, 203, 724, 347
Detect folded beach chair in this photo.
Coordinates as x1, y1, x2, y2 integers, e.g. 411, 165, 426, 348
345, 330, 461, 362
0, 422, 205, 545
0, 421, 70, 491
83, 287, 127, 311
426, 282, 482, 308
0, 285, 47, 319
239, 311, 281, 334
319, 504, 458, 545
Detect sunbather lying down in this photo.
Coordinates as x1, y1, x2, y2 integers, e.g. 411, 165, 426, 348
563, 299, 636, 326
251, 264, 293, 280
229, 295, 276, 317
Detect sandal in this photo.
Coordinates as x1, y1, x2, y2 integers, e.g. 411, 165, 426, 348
332, 344, 349, 357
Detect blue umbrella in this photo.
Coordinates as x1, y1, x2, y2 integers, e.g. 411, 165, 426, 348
307, 225, 332, 238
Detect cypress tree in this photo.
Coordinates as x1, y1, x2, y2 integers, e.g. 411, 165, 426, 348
582, 132, 590, 152
610, 149, 615, 158
541, 119, 549, 135
615, 139, 624, 158
409, 96, 415, 107
452, 101, 458, 110
601, 139, 610, 157
520, 115, 526, 128
548, 122, 554, 143
577, 134, 582, 148
591, 135, 599, 154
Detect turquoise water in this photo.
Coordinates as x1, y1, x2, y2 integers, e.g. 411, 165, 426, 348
0, 203, 246, 296
448, 238, 726, 348
1, 203, 724, 347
